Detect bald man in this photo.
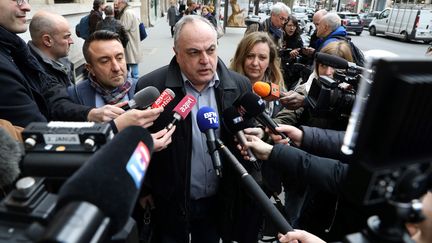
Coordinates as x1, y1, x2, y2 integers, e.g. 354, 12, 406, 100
28, 10, 75, 87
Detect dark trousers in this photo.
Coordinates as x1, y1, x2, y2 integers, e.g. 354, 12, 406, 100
170, 26, 174, 37
160, 196, 220, 243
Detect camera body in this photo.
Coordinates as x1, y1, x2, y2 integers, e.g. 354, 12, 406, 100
305, 75, 358, 119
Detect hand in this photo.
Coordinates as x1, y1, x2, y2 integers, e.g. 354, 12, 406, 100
151, 126, 176, 152
87, 105, 125, 122
237, 134, 273, 161
280, 91, 305, 110
289, 49, 300, 59
278, 230, 326, 243
302, 47, 315, 57
139, 194, 155, 209
268, 125, 303, 147
113, 107, 163, 132
243, 127, 265, 139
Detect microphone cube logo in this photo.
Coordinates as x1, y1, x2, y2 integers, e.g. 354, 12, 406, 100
204, 111, 218, 124
126, 141, 151, 189
180, 96, 195, 113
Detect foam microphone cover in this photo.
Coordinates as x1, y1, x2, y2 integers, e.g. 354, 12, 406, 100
237, 92, 266, 117
0, 128, 22, 189
253, 81, 271, 97
57, 126, 154, 235
315, 52, 349, 69
196, 106, 219, 132
133, 86, 161, 109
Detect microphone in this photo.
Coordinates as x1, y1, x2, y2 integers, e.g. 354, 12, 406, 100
121, 86, 160, 110
151, 88, 176, 109
54, 126, 154, 237
236, 92, 289, 140
214, 139, 293, 234
222, 107, 259, 170
253, 81, 280, 101
196, 107, 223, 177
0, 128, 22, 189
166, 94, 197, 131
315, 52, 369, 74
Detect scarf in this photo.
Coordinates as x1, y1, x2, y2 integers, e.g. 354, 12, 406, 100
268, 19, 283, 40
88, 74, 132, 105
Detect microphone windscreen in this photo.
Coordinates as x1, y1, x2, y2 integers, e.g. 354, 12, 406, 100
197, 106, 219, 132
222, 107, 248, 133
151, 88, 176, 109
0, 128, 22, 189
134, 86, 161, 109
57, 126, 154, 235
253, 81, 271, 98
236, 92, 266, 117
315, 52, 349, 69
172, 95, 197, 120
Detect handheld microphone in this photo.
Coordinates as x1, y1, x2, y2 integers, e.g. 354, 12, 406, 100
315, 52, 370, 74
222, 107, 259, 170
236, 92, 289, 140
0, 127, 22, 189
55, 126, 154, 236
151, 88, 176, 109
197, 107, 223, 177
214, 139, 293, 234
166, 94, 197, 131
121, 86, 160, 110
253, 81, 280, 101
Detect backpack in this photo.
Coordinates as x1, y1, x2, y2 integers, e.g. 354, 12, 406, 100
75, 14, 90, 40
334, 36, 366, 67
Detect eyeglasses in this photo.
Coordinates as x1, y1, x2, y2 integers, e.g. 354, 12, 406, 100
278, 16, 288, 23
15, 0, 29, 6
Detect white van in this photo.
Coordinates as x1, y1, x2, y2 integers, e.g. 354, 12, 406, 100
368, 6, 432, 43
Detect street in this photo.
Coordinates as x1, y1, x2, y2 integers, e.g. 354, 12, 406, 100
345, 30, 429, 58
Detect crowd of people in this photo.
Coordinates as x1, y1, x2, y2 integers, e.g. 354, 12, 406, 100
0, 0, 430, 242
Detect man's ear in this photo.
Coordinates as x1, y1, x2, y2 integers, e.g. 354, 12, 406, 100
85, 63, 95, 76
42, 34, 52, 47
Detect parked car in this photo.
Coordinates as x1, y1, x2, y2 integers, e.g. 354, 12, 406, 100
337, 12, 364, 36
361, 11, 380, 28
292, 6, 309, 23
369, 7, 432, 43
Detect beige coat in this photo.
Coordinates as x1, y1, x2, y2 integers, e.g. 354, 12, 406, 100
119, 6, 142, 64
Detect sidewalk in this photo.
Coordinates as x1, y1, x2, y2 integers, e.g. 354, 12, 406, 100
138, 19, 246, 76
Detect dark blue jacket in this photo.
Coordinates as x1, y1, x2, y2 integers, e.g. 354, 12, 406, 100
316, 26, 347, 51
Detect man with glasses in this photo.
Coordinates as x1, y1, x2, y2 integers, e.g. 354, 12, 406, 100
245, 2, 290, 48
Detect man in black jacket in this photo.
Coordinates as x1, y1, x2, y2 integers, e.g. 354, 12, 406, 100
96, 5, 129, 48
135, 15, 260, 243
28, 10, 75, 87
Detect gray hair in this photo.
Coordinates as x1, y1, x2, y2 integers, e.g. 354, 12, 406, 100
270, 2, 291, 15
173, 15, 217, 50
321, 13, 341, 32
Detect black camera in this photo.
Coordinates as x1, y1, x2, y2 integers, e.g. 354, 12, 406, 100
305, 75, 357, 119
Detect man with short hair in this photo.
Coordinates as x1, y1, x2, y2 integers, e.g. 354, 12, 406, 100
136, 15, 258, 243
0, 0, 139, 128
114, 0, 141, 79
68, 30, 174, 147
315, 13, 347, 51
245, 2, 291, 47
28, 10, 75, 87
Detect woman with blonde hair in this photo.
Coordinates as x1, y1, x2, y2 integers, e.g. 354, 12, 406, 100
230, 31, 285, 117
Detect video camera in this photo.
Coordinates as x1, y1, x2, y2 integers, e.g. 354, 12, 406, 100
339, 57, 432, 242
305, 52, 367, 119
